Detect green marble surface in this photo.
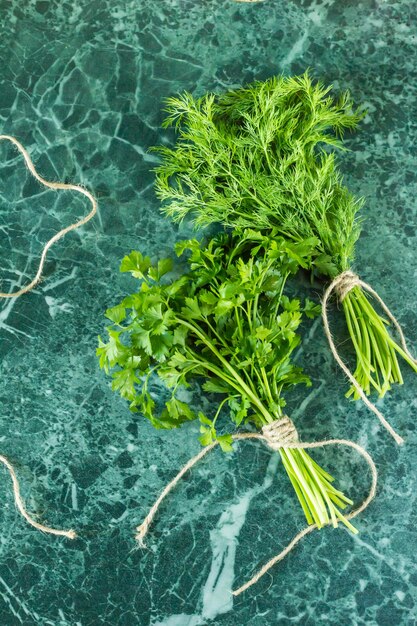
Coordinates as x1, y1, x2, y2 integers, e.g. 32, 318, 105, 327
0, 0, 416, 624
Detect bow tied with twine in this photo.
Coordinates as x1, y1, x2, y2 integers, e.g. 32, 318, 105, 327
135, 416, 377, 596
322, 269, 417, 446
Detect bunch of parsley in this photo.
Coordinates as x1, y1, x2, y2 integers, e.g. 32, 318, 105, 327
154, 72, 417, 401
98, 230, 355, 531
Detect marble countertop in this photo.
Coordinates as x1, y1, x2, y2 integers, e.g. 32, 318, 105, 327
0, 1, 416, 624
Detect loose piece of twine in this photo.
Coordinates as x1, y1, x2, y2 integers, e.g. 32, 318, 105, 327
0, 455, 76, 539
135, 417, 377, 596
0, 134, 97, 538
322, 269, 417, 446
0, 134, 97, 298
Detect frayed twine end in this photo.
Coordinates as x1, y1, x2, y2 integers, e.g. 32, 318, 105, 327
135, 526, 147, 548
65, 530, 77, 540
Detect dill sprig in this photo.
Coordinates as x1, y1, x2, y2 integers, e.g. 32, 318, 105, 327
154, 72, 363, 275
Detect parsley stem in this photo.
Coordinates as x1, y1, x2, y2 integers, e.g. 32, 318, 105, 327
235, 306, 244, 339
260, 366, 275, 408
281, 449, 327, 527
177, 318, 275, 423
212, 396, 230, 427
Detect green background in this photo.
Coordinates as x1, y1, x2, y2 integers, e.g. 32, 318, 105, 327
0, 1, 416, 624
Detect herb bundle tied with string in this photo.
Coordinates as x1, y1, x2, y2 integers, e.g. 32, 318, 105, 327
153, 72, 417, 442
98, 230, 379, 594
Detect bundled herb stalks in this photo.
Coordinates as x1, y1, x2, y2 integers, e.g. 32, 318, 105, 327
98, 230, 357, 534
153, 72, 417, 440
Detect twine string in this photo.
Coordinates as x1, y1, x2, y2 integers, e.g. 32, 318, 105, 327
0, 455, 76, 539
322, 270, 413, 446
232, 434, 377, 596
0, 134, 97, 298
262, 415, 298, 447
135, 417, 377, 596
135, 443, 217, 548
0, 135, 97, 537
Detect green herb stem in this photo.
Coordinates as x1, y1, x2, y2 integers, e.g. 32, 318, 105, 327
343, 286, 417, 399
178, 318, 275, 423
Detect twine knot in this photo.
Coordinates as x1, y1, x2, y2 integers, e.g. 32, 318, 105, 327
261, 417, 298, 450
134, 430, 377, 596
322, 269, 410, 445
333, 270, 360, 302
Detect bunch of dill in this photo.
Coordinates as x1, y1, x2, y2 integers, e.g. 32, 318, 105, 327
153, 71, 417, 405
